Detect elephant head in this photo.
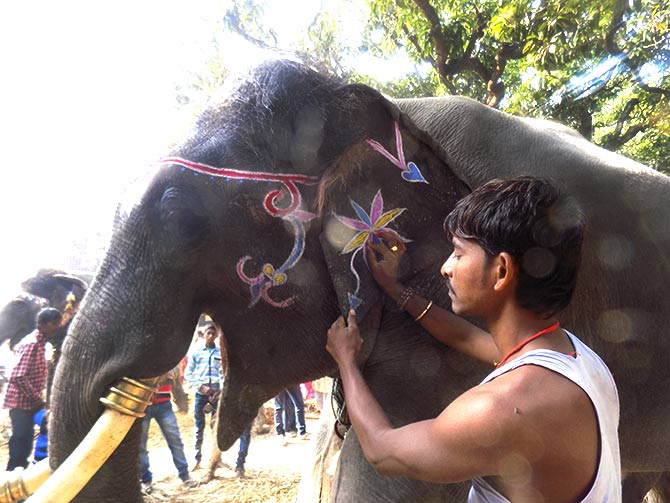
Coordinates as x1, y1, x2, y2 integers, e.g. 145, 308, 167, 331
0, 269, 89, 350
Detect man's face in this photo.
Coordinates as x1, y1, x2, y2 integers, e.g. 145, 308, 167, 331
39, 320, 62, 341
440, 237, 494, 317
204, 328, 217, 346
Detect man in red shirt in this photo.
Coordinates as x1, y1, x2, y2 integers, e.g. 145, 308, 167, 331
3, 307, 61, 470
138, 367, 197, 493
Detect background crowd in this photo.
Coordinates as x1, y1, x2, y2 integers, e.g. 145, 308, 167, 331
0, 308, 329, 495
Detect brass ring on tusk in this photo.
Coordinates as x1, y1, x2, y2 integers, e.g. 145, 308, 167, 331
24, 377, 159, 503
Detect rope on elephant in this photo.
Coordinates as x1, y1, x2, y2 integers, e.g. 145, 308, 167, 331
331, 378, 351, 439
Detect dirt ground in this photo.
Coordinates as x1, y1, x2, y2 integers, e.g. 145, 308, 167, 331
142, 398, 319, 503
0, 395, 320, 503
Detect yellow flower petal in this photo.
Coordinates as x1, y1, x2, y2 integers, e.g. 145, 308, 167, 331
342, 231, 369, 253
373, 208, 405, 230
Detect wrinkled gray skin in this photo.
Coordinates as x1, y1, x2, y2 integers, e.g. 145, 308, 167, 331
48, 60, 670, 502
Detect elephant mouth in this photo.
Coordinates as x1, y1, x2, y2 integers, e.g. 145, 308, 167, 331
1, 377, 158, 503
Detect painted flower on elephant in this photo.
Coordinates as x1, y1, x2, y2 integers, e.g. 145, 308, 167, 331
335, 190, 409, 309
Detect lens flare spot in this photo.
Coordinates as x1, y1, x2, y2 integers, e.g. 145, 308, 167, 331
597, 310, 633, 343
597, 234, 634, 270
522, 247, 556, 278
324, 218, 356, 250
498, 453, 532, 487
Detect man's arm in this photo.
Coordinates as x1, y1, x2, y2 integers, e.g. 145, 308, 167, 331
183, 353, 197, 386
367, 235, 498, 365
12, 344, 45, 405
327, 311, 508, 482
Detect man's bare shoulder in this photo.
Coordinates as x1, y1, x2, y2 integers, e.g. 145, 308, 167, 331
487, 363, 593, 416
440, 364, 594, 450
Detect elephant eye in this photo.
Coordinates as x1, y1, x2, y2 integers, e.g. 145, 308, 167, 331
157, 186, 209, 249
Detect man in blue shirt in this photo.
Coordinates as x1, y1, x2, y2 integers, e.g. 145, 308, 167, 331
184, 324, 221, 470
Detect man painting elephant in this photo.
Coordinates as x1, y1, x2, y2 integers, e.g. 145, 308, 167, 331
38, 59, 669, 502
326, 177, 620, 502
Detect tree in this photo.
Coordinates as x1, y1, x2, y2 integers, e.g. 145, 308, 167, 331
191, 0, 669, 172
365, 0, 669, 172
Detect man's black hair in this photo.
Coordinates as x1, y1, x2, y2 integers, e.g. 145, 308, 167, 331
36, 307, 62, 325
444, 176, 584, 317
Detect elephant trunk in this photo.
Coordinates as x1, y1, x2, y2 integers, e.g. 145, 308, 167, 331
48, 313, 148, 503
216, 371, 269, 450
26, 378, 157, 503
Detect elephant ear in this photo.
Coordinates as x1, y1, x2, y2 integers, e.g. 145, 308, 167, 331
318, 87, 470, 323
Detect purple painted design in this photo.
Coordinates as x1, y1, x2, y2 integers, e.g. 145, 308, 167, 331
365, 122, 428, 184
162, 157, 316, 309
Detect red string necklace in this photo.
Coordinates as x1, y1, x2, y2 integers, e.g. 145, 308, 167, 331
495, 321, 561, 368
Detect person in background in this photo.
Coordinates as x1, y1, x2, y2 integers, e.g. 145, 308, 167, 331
184, 323, 221, 470
326, 177, 621, 502
204, 394, 252, 479
32, 409, 48, 463
201, 327, 252, 480
273, 389, 296, 441
311, 377, 332, 413
139, 367, 197, 493
274, 384, 308, 440
3, 307, 61, 470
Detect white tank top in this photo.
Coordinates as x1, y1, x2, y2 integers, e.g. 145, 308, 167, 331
468, 331, 621, 503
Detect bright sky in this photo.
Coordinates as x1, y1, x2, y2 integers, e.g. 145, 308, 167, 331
0, 0, 414, 302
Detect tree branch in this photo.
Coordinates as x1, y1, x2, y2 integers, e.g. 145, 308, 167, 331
604, 0, 630, 56
463, 5, 487, 59
487, 43, 525, 107
400, 22, 457, 94
411, 0, 449, 78
602, 98, 649, 150
603, 123, 648, 150
223, 6, 275, 50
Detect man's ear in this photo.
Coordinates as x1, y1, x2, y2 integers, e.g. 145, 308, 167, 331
493, 252, 517, 292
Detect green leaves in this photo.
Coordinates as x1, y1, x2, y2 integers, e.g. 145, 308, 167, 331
363, 0, 669, 171
183, 0, 669, 172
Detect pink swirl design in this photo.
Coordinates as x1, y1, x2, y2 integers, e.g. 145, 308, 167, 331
161, 158, 316, 308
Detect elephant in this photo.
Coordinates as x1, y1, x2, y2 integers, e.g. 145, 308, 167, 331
0, 269, 90, 402
43, 59, 670, 503
0, 269, 90, 351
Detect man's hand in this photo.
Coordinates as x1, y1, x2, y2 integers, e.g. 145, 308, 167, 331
174, 395, 189, 414
209, 390, 221, 408
366, 232, 406, 294
326, 310, 362, 368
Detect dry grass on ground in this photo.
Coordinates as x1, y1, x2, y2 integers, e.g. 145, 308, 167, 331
0, 395, 319, 503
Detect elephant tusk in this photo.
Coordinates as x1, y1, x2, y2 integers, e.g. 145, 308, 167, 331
0, 459, 51, 503
23, 376, 159, 503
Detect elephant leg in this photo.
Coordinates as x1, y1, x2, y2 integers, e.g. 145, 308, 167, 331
332, 428, 470, 503
623, 472, 662, 502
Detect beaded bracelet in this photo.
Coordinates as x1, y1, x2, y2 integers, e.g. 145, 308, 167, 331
397, 287, 415, 310
415, 300, 433, 322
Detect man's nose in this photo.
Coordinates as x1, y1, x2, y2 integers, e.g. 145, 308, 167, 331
440, 255, 454, 277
